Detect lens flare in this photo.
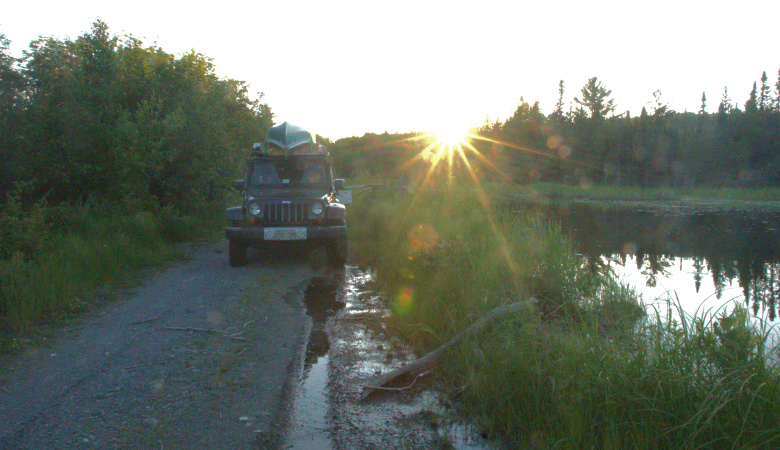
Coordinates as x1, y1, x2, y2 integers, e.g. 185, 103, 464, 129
557, 145, 572, 159
408, 223, 439, 250
392, 287, 414, 315
546, 135, 563, 149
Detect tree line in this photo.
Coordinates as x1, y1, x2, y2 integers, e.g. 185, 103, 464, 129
477, 75, 780, 188
0, 20, 273, 213
330, 75, 780, 189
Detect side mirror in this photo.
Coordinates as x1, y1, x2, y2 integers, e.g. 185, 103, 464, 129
233, 179, 245, 191
334, 179, 345, 191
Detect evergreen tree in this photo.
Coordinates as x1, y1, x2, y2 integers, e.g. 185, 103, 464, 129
650, 89, 671, 120
759, 71, 771, 111
775, 68, 780, 112
551, 79, 566, 122
745, 82, 758, 113
699, 92, 707, 114
718, 86, 732, 115
574, 77, 615, 120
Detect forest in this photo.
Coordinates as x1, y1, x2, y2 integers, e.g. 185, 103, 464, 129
0, 21, 273, 326
332, 77, 780, 190
0, 20, 273, 215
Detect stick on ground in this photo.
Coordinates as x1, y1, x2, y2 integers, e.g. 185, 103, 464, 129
164, 326, 247, 341
361, 299, 537, 400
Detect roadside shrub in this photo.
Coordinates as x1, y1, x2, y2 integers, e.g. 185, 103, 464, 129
0, 182, 51, 261
158, 207, 205, 243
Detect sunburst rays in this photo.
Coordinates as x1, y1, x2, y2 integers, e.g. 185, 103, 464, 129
365, 127, 569, 295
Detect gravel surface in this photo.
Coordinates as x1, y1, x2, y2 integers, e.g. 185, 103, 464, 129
0, 240, 318, 449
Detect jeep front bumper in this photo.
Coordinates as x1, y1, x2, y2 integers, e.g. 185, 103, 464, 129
225, 225, 346, 243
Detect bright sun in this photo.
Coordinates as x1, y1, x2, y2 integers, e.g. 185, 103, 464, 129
431, 123, 470, 147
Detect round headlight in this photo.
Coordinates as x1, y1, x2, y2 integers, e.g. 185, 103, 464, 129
247, 200, 263, 217
310, 202, 324, 216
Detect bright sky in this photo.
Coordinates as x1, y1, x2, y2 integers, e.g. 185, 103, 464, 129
2, 1, 778, 140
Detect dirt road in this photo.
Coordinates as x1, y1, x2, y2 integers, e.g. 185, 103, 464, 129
0, 240, 451, 449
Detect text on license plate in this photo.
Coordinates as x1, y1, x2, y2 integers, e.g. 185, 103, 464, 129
264, 227, 307, 241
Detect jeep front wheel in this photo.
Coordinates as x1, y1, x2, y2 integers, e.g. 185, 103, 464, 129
229, 240, 247, 267
326, 237, 348, 266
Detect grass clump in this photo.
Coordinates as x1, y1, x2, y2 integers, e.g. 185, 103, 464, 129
348, 181, 780, 449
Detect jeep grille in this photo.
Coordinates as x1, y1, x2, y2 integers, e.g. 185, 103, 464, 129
263, 202, 309, 224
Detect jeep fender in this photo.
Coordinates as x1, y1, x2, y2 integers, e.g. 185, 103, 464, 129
226, 206, 244, 222
325, 203, 345, 221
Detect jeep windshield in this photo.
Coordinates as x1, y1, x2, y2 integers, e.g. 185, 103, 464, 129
248, 159, 329, 189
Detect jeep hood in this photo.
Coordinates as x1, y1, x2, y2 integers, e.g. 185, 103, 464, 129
246, 186, 330, 199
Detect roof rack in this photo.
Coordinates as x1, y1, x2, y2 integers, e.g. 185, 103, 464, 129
248, 143, 329, 158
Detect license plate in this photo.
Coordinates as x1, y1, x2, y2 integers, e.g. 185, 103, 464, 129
264, 227, 307, 241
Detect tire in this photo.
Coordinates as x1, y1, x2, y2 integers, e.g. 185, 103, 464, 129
326, 237, 348, 266
229, 240, 247, 267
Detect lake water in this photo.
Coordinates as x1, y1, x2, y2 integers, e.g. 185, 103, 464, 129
517, 198, 780, 324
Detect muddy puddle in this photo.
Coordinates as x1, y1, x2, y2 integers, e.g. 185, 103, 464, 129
285, 266, 495, 449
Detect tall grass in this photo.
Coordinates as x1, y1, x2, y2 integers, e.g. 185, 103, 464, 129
0, 200, 216, 342
348, 181, 780, 448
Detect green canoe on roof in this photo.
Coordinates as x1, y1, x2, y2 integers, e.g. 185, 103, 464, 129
265, 122, 313, 151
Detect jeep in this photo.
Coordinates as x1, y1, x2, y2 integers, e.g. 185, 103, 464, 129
225, 122, 347, 266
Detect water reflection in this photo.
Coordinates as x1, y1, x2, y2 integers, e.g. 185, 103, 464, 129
287, 273, 345, 450
303, 276, 345, 371
524, 201, 780, 321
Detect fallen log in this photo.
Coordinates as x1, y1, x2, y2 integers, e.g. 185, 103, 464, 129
361, 299, 537, 400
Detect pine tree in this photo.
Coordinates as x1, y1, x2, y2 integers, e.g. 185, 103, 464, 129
552, 79, 566, 122
650, 89, 670, 119
718, 86, 732, 115
775, 68, 780, 112
699, 92, 707, 114
574, 77, 615, 120
745, 82, 758, 113
759, 71, 771, 111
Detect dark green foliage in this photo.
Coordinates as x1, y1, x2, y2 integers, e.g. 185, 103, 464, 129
478, 75, 780, 188
2, 20, 273, 212
331, 131, 426, 181
0, 183, 51, 261
0, 21, 273, 331
0, 34, 24, 194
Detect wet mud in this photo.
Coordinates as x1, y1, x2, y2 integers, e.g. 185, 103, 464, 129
286, 266, 496, 449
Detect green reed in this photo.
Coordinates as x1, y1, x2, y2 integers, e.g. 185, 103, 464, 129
348, 181, 780, 449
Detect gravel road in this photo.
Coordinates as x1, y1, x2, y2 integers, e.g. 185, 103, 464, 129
0, 240, 324, 448
0, 240, 453, 449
